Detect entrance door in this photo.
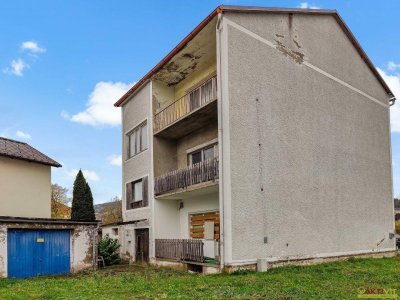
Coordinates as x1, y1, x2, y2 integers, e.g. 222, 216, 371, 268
135, 228, 149, 263
8, 229, 70, 278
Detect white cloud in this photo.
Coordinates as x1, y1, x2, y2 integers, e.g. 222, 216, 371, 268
387, 61, 400, 72
108, 154, 122, 166
15, 130, 31, 140
21, 41, 46, 54
66, 169, 100, 182
3, 58, 29, 76
69, 81, 132, 127
298, 2, 320, 9
377, 67, 400, 132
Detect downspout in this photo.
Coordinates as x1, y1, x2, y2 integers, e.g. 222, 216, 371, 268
216, 12, 225, 271
92, 224, 98, 271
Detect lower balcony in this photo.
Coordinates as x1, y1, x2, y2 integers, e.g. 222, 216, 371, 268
155, 239, 205, 263
154, 157, 219, 198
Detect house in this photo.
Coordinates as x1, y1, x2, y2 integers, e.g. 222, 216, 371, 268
0, 137, 98, 278
113, 5, 396, 273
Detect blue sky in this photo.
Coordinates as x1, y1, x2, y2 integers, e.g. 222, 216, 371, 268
0, 0, 399, 204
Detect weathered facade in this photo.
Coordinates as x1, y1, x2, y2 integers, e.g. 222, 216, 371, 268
114, 6, 396, 273
0, 217, 97, 278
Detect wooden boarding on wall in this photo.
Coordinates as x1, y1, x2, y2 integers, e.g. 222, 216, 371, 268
190, 212, 220, 240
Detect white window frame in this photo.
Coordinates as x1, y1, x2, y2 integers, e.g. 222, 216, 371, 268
127, 121, 148, 159
187, 142, 218, 166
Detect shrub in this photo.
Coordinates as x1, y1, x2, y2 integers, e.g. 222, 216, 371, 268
395, 221, 400, 234
98, 234, 121, 266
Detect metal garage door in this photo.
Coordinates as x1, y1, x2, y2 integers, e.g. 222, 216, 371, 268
7, 229, 70, 278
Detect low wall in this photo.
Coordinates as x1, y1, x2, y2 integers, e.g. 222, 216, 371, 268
223, 250, 398, 273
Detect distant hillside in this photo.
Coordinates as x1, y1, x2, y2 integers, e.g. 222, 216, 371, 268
94, 200, 122, 224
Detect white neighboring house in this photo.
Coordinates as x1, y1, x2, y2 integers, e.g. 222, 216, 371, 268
112, 5, 396, 273
0, 137, 98, 278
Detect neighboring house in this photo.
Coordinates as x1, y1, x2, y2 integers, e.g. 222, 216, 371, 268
0, 137, 98, 278
113, 6, 396, 273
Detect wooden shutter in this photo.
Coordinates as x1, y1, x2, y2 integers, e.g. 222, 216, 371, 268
142, 176, 148, 207
126, 182, 132, 209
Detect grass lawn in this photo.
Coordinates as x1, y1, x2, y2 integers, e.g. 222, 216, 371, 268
0, 256, 399, 299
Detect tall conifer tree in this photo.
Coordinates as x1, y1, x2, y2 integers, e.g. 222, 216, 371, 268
71, 170, 95, 221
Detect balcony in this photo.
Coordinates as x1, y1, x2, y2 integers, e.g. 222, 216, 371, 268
154, 157, 219, 197
153, 76, 218, 139
155, 239, 204, 263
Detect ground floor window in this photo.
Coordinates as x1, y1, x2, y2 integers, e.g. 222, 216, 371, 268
189, 211, 220, 240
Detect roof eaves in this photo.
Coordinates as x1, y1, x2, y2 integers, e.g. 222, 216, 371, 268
114, 6, 223, 107
114, 5, 393, 107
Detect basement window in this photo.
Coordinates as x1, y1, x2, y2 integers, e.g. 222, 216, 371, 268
112, 228, 119, 236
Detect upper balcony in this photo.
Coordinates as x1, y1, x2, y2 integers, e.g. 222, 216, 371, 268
154, 157, 219, 199
153, 75, 218, 139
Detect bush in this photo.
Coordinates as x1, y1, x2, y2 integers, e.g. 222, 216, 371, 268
395, 221, 400, 234
98, 234, 121, 266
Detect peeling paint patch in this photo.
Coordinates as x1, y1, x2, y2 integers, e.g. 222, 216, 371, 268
275, 34, 284, 38
274, 40, 304, 64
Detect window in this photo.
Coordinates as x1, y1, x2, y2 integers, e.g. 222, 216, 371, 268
128, 122, 148, 158
134, 181, 143, 202
112, 228, 119, 236
126, 176, 148, 210
188, 143, 218, 165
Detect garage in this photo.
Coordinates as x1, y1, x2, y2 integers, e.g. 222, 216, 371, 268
8, 229, 70, 278
0, 216, 99, 278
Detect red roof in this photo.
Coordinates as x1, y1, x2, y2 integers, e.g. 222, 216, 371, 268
114, 5, 393, 107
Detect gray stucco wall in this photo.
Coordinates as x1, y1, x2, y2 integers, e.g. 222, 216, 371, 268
222, 12, 394, 262
122, 82, 152, 224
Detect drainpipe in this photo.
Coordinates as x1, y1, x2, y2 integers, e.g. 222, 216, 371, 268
92, 224, 98, 271
216, 12, 225, 271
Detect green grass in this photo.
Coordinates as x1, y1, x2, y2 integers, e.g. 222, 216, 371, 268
0, 257, 399, 299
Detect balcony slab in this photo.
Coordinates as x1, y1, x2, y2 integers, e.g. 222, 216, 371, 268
155, 180, 218, 200
154, 99, 217, 139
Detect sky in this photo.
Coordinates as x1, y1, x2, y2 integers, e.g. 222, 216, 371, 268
0, 0, 399, 204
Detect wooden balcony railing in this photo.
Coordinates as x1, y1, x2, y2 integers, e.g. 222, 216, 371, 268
154, 75, 217, 133
154, 157, 219, 196
155, 239, 204, 263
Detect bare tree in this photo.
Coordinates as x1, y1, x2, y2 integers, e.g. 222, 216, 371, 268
51, 184, 71, 219
52, 184, 70, 205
